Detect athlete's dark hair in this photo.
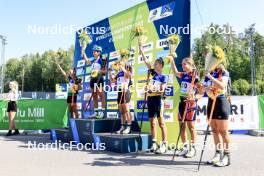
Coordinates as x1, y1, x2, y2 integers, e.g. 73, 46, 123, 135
156, 57, 164, 68
70, 67, 78, 81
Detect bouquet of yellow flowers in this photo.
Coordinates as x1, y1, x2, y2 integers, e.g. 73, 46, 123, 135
109, 61, 121, 78
109, 48, 130, 72
71, 84, 78, 94
206, 86, 222, 99
91, 70, 100, 78
167, 34, 181, 58
79, 31, 92, 55
120, 49, 130, 60
205, 45, 226, 73
132, 26, 148, 47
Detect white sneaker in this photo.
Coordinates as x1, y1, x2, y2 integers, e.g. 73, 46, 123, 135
115, 125, 125, 134
176, 148, 188, 156
207, 151, 222, 165
89, 112, 98, 118
155, 142, 167, 154
97, 111, 104, 119
184, 145, 196, 158
174, 149, 182, 156
213, 154, 230, 167
148, 143, 158, 153
122, 126, 131, 134
176, 143, 189, 156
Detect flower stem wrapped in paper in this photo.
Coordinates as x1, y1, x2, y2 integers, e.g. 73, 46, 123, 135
79, 31, 92, 55
206, 86, 222, 99
167, 34, 181, 58
204, 45, 226, 99
165, 55, 174, 64
205, 45, 226, 74
132, 26, 147, 48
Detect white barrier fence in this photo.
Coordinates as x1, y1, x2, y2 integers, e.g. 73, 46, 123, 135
195, 96, 259, 130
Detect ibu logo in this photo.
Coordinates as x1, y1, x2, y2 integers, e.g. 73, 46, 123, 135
165, 86, 173, 96
137, 100, 147, 109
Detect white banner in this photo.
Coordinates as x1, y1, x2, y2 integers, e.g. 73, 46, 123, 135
195, 96, 259, 130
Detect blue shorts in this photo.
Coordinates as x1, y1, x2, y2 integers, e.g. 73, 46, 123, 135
147, 96, 164, 118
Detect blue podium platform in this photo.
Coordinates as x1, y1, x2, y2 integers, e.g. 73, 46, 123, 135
97, 133, 152, 153
73, 118, 119, 143
51, 117, 151, 153
51, 128, 73, 143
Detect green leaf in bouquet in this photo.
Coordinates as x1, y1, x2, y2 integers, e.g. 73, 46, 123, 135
79, 31, 92, 47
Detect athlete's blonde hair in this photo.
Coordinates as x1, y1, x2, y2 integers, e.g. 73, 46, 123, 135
10, 81, 19, 91
182, 57, 195, 68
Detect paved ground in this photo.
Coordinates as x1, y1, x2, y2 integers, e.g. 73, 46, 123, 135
0, 132, 264, 176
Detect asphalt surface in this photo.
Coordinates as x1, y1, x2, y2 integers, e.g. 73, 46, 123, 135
0, 132, 264, 176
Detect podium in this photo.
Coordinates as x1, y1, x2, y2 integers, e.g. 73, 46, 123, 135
51, 117, 151, 153
97, 133, 151, 153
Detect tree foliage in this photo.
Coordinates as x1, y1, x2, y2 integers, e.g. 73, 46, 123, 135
192, 23, 264, 95
4, 45, 74, 92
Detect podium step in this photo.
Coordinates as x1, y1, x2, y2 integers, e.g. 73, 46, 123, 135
249, 130, 264, 136
71, 118, 140, 144
97, 132, 152, 153
72, 118, 118, 144
51, 128, 73, 142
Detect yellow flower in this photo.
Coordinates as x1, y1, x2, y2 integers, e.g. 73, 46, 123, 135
119, 49, 130, 62
111, 62, 119, 71
120, 49, 130, 58
168, 34, 181, 45
91, 70, 99, 78
212, 46, 225, 60
133, 25, 146, 36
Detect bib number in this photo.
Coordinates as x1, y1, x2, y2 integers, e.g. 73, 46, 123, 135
181, 82, 191, 93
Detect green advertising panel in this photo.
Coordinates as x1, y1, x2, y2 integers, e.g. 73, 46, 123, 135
0, 99, 68, 130
258, 96, 264, 129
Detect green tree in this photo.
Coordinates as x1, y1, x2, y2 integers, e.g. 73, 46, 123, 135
256, 80, 264, 95
232, 79, 250, 95
4, 45, 74, 92
193, 23, 264, 95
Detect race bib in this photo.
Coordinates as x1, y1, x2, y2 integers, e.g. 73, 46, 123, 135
180, 81, 191, 93
91, 61, 101, 71
150, 79, 162, 91
117, 76, 125, 86
204, 80, 213, 87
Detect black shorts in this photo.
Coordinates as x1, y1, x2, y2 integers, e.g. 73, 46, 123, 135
90, 77, 104, 89
117, 90, 131, 104
207, 96, 230, 120
178, 97, 197, 121
7, 101, 17, 112
147, 96, 164, 118
67, 95, 77, 103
